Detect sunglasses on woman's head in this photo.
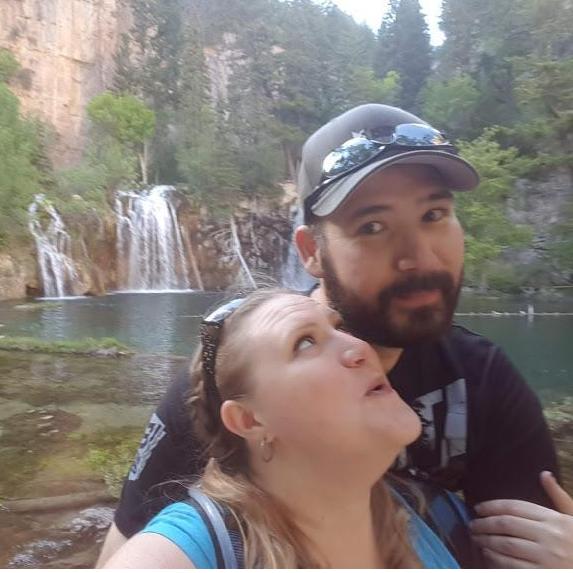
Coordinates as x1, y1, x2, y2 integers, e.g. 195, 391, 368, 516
201, 298, 245, 406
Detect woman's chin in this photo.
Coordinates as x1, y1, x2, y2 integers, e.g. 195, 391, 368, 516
380, 404, 423, 450
404, 409, 423, 445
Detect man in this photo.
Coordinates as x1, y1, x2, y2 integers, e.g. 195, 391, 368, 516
97, 104, 569, 567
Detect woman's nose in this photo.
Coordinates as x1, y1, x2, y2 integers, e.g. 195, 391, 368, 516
340, 335, 370, 368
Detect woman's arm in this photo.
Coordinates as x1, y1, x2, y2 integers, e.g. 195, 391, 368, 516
96, 523, 128, 567
102, 532, 195, 569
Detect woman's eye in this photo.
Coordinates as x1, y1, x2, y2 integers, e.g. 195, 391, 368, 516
424, 208, 448, 223
358, 221, 385, 235
294, 336, 315, 352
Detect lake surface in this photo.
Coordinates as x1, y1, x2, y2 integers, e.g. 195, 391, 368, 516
0, 290, 571, 567
1, 291, 571, 400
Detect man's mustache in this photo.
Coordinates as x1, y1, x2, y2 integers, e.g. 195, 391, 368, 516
378, 272, 456, 302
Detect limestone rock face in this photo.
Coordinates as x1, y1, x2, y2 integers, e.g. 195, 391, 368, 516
0, 249, 38, 300
0, 0, 130, 167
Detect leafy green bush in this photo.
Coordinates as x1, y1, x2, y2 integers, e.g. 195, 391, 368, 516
485, 263, 525, 294
0, 48, 20, 82
456, 131, 534, 285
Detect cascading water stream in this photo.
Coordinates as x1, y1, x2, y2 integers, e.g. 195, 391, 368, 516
281, 207, 316, 291
115, 186, 193, 291
28, 194, 78, 298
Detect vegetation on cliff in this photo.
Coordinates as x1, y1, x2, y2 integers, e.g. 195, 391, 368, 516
0, 49, 46, 248
0, 0, 572, 289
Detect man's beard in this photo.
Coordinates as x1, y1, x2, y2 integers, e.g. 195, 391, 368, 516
321, 251, 462, 348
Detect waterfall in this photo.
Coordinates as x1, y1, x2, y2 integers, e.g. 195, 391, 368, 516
281, 207, 316, 291
229, 216, 257, 289
115, 186, 193, 291
28, 194, 78, 298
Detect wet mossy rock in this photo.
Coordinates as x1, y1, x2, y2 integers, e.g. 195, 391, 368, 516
544, 398, 573, 493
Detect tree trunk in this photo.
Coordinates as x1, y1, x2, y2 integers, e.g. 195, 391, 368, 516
139, 141, 149, 186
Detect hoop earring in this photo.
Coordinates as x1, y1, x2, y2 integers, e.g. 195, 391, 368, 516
260, 435, 274, 463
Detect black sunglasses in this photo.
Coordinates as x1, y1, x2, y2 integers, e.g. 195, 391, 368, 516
305, 123, 453, 213
200, 298, 245, 406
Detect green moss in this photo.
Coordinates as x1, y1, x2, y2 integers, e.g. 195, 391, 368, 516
14, 302, 64, 311
85, 428, 143, 498
0, 336, 132, 356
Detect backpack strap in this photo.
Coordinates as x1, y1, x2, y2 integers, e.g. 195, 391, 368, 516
185, 487, 240, 569
392, 478, 484, 568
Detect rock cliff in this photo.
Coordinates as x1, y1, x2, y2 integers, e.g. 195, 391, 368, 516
0, 0, 130, 166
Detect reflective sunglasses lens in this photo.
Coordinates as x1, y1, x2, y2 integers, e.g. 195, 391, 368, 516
322, 137, 383, 178
394, 123, 449, 146
203, 297, 244, 325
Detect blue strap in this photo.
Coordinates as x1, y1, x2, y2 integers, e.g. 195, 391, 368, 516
392, 489, 460, 568
187, 488, 239, 569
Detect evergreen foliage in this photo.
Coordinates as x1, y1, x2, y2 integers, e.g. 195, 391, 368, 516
421, 74, 480, 139
456, 131, 533, 285
374, 0, 432, 110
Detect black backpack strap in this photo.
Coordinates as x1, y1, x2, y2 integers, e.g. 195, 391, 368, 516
185, 487, 240, 568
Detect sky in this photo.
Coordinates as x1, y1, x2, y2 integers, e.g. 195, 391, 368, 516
332, 0, 445, 46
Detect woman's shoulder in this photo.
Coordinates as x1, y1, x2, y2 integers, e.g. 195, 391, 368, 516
142, 501, 219, 568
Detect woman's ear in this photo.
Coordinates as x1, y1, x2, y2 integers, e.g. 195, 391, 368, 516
220, 399, 266, 440
294, 225, 324, 278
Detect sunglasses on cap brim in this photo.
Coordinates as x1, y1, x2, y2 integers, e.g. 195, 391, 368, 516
305, 123, 454, 213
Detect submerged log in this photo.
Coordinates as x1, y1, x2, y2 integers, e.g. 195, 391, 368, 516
1, 490, 115, 513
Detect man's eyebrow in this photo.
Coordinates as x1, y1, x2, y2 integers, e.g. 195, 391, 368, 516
348, 204, 392, 219
420, 189, 454, 203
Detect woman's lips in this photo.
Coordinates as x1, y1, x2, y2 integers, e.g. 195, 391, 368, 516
393, 289, 441, 308
365, 375, 394, 397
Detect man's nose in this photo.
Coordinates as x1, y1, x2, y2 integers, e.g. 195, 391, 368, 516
393, 232, 440, 272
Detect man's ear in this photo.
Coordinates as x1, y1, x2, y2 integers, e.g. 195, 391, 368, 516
294, 225, 324, 278
220, 399, 266, 441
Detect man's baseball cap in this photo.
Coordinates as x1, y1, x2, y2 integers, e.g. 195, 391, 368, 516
298, 104, 480, 221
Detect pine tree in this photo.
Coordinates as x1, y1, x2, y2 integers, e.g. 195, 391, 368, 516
176, 23, 242, 209
113, 0, 187, 182
374, 0, 432, 111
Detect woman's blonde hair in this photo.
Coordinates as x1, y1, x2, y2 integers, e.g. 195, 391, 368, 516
189, 288, 419, 568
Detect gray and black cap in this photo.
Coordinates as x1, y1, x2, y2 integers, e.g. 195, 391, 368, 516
297, 104, 480, 221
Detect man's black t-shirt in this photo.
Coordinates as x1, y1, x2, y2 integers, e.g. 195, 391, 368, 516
114, 324, 558, 538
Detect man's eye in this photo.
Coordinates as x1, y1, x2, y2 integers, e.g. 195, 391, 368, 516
358, 221, 385, 235
424, 208, 448, 223
294, 336, 315, 352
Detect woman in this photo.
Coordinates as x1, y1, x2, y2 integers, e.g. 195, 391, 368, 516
104, 289, 459, 568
